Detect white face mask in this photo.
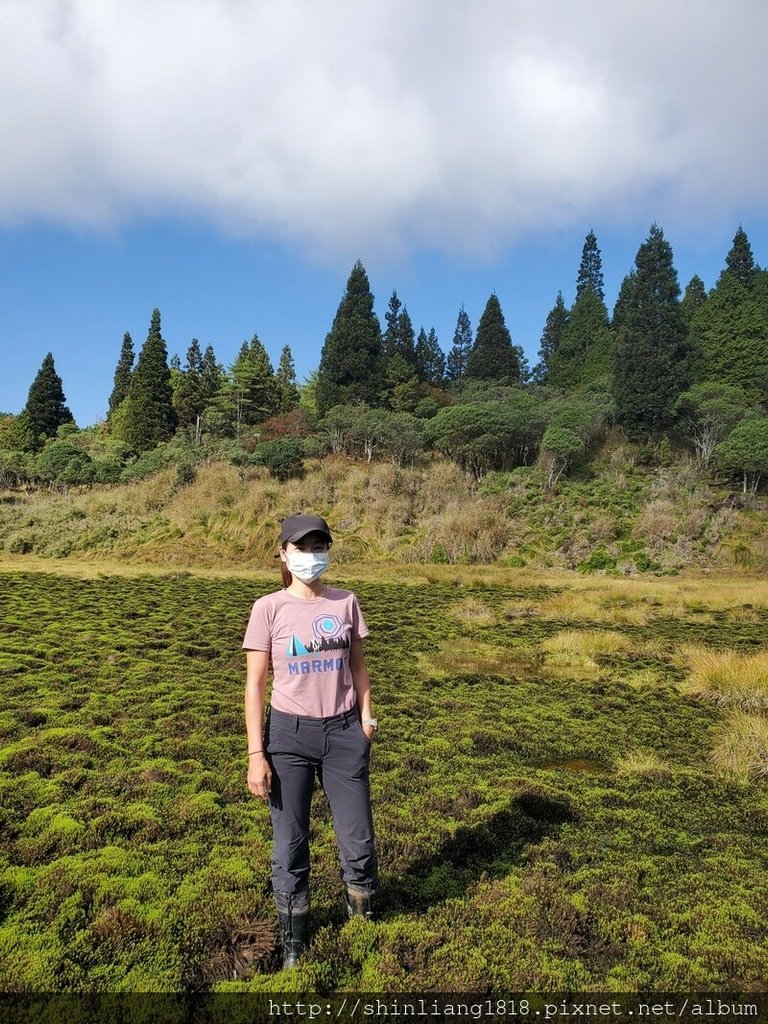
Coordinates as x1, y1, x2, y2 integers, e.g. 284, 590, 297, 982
285, 550, 329, 583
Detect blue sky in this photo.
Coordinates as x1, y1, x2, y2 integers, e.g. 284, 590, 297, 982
1, 0, 766, 428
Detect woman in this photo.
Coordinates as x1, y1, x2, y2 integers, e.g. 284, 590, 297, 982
243, 513, 379, 969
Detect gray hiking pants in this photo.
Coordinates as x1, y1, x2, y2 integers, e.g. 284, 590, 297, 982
264, 703, 379, 896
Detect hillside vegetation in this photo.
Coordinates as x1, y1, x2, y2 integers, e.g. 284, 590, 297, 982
1, 440, 767, 575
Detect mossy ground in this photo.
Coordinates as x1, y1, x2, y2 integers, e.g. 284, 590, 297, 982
0, 564, 767, 992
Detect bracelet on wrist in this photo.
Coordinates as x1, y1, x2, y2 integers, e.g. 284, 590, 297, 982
248, 749, 264, 755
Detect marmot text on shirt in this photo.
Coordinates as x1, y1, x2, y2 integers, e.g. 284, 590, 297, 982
242, 586, 369, 717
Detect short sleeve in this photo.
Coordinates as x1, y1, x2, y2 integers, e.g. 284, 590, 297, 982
351, 593, 369, 641
242, 597, 272, 651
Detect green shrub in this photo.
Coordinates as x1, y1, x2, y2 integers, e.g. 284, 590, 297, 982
175, 463, 196, 487
579, 546, 618, 573
251, 437, 304, 481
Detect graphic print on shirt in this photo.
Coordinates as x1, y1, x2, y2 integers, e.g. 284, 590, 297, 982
285, 614, 350, 675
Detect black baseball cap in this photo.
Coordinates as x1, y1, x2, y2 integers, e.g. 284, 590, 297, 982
278, 514, 333, 548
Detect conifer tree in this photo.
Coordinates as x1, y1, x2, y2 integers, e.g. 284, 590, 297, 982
549, 290, 610, 389
230, 335, 280, 427
722, 225, 758, 289
276, 344, 301, 413
3, 409, 37, 452
575, 229, 605, 303
681, 276, 707, 326
383, 291, 402, 361
613, 224, 689, 440
415, 326, 446, 385
23, 352, 75, 443
398, 306, 417, 368
446, 306, 473, 385
192, 345, 226, 440
689, 268, 768, 397
383, 353, 420, 412
547, 231, 611, 388
383, 290, 418, 372
120, 308, 177, 451
200, 345, 223, 401
172, 339, 208, 431
611, 270, 636, 330
415, 327, 428, 379
465, 293, 522, 385
381, 304, 419, 410
187, 339, 204, 374
108, 332, 134, 417
536, 291, 569, 380
316, 260, 384, 415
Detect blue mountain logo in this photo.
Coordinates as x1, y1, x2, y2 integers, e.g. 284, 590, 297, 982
287, 634, 309, 656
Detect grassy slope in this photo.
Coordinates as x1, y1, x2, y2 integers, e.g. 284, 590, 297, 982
0, 567, 766, 991
1, 441, 768, 574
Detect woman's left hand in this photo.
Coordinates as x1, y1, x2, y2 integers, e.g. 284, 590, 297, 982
362, 724, 375, 744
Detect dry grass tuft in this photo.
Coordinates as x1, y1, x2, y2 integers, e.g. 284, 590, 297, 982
635, 499, 678, 549
502, 599, 540, 618
612, 749, 673, 777
622, 667, 664, 690
711, 709, 768, 782
451, 597, 497, 629
676, 645, 768, 710
166, 463, 246, 529
541, 629, 634, 659
540, 628, 635, 678
538, 589, 650, 626
407, 495, 512, 564
120, 466, 179, 514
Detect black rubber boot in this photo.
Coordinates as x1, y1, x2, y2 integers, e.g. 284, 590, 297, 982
345, 882, 376, 920
274, 889, 310, 968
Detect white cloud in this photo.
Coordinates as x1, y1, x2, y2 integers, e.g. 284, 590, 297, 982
0, 0, 765, 261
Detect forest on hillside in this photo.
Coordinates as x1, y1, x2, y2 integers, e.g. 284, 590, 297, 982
1, 225, 768, 497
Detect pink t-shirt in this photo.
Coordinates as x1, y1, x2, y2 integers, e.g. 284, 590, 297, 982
242, 586, 370, 717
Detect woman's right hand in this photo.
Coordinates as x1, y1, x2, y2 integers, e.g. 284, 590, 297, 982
248, 753, 272, 801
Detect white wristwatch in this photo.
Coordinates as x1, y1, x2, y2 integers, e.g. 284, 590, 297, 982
362, 718, 378, 732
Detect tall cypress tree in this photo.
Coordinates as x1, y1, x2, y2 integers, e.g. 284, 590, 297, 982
276, 344, 301, 413
575, 229, 605, 303
612, 270, 637, 331
24, 352, 74, 442
172, 338, 208, 430
316, 260, 384, 415
415, 326, 446, 385
722, 226, 758, 289
121, 308, 177, 451
547, 231, 611, 388
465, 293, 522, 385
229, 335, 280, 426
549, 292, 610, 389
689, 268, 768, 397
383, 290, 418, 372
613, 224, 689, 440
200, 345, 223, 401
108, 332, 134, 417
446, 306, 473, 385
383, 291, 402, 361
398, 306, 417, 368
681, 276, 707, 326
186, 338, 204, 373
537, 291, 569, 379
